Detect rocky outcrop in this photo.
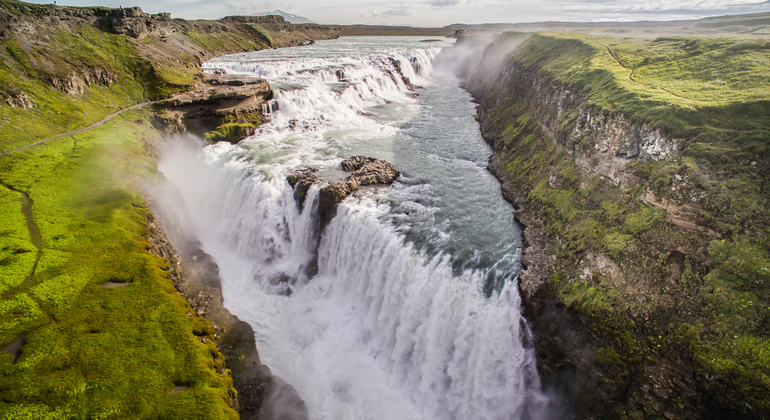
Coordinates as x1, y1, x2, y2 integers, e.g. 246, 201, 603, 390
108, 7, 175, 39
341, 155, 401, 186
522, 69, 682, 191
4, 91, 34, 108
287, 156, 400, 228
50, 66, 117, 96
388, 57, 418, 90
287, 168, 319, 211
153, 74, 273, 141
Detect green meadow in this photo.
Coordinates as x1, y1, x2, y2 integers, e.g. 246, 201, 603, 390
0, 111, 237, 419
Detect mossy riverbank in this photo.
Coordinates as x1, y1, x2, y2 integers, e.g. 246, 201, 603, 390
0, 1, 340, 417
466, 32, 769, 419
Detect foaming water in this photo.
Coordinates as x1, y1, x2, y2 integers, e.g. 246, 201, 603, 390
159, 37, 548, 419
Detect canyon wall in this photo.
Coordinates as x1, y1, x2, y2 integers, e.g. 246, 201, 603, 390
464, 32, 770, 419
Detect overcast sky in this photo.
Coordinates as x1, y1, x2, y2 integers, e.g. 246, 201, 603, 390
31, 0, 770, 26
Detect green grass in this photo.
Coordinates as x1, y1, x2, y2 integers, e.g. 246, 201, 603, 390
184, 30, 263, 54
0, 25, 171, 152
0, 110, 237, 419
204, 122, 257, 143
471, 31, 770, 417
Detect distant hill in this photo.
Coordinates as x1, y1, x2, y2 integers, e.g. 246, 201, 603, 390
253, 10, 313, 24
339, 11, 769, 38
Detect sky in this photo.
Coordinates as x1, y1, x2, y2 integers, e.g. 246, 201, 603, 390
30, 0, 770, 26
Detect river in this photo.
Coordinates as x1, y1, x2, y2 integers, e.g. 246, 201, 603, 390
157, 36, 548, 420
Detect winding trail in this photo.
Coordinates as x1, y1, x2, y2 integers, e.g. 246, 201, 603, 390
597, 43, 709, 103
0, 101, 154, 157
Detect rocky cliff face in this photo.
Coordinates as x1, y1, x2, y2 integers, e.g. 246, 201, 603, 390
463, 33, 767, 419
153, 74, 274, 142
0, 2, 342, 104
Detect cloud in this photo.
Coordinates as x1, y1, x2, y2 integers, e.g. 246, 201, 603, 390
556, 0, 769, 14
224, 3, 237, 9
373, 5, 412, 17
425, 0, 460, 6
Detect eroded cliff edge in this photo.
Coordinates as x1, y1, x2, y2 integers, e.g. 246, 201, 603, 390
463, 32, 770, 419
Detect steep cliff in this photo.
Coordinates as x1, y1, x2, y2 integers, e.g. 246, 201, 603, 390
465, 32, 770, 419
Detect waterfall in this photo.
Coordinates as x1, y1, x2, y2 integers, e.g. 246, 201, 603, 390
159, 37, 547, 420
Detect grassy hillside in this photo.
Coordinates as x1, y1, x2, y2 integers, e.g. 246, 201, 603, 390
0, 111, 238, 419
469, 32, 769, 418
0, 2, 338, 417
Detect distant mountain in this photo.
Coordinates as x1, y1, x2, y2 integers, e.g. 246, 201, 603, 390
253, 10, 314, 24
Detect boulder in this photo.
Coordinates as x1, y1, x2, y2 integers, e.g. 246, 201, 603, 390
287, 156, 400, 228
343, 155, 400, 186
318, 181, 357, 227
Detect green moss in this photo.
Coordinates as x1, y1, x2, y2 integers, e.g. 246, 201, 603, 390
603, 232, 632, 259
204, 122, 257, 143
0, 111, 237, 419
246, 24, 276, 48
183, 30, 261, 54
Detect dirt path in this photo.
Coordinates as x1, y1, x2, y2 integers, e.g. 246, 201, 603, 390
597, 43, 708, 103
0, 101, 154, 157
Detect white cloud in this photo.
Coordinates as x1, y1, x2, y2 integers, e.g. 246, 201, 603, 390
425, 0, 460, 6
557, 0, 769, 13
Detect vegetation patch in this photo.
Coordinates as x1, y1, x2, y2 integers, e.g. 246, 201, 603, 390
0, 111, 237, 419
204, 122, 257, 143
470, 31, 770, 417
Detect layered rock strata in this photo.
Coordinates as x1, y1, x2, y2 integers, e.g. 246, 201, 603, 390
153, 74, 273, 142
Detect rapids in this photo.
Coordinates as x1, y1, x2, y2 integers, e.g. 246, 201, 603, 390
158, 36, 548, 420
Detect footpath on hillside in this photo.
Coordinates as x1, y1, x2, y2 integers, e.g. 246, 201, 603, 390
0, 102, 154, 157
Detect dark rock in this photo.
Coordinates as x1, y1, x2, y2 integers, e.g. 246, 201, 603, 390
339, 155, 375, 171
318, 156, 400, 227
344, 155, 400, 186
287, 168, 319, 211
388, 57, 418, 90
318, 181, 357, 227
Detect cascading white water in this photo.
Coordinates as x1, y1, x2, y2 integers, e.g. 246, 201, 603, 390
160, 37, 548, 420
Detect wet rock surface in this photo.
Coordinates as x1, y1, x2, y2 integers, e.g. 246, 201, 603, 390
318, 181, 357, 227
287, 168, 319, 211
321, 156, 400, 227
286, 156, 400, 228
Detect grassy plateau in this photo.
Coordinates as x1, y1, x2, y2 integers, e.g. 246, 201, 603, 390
469, 31, 769, 418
